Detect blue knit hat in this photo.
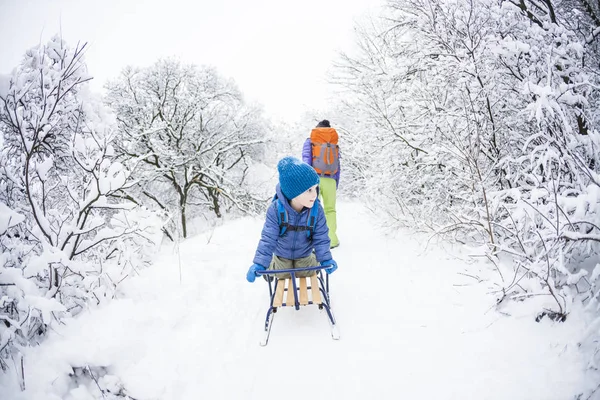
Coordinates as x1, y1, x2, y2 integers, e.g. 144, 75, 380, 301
277, 156, 320, 200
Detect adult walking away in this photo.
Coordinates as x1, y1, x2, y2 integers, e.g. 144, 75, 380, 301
302, 119, 340, 249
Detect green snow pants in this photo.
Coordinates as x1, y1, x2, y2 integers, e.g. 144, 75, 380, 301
319, 177, 339, 247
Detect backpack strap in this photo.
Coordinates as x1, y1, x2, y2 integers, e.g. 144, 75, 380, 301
306, 201, 319, 241
274, 195, 288, 237
273, 195, 319, 240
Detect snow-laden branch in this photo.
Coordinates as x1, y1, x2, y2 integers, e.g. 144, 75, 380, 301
105, 59, 269, 237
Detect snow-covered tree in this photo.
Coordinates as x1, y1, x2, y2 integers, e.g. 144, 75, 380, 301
0, 37, 159, 382
105, 60, 269, 238
334, 0, 600, 372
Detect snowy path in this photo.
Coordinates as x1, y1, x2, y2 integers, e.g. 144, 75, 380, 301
5, 202, 590, 399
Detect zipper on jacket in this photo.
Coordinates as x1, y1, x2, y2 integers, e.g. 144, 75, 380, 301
290, 208, 308, 261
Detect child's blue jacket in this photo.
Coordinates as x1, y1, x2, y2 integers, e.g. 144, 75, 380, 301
253, 184, 332, 267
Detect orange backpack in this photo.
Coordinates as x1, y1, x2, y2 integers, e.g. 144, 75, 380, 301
310, 127, 339, 176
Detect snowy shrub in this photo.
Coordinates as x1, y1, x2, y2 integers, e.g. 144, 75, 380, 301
334, 0, 600, 380
67, 366, 135, 399
0, 37, 160, 386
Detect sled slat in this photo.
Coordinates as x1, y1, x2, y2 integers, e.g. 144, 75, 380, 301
310, 274, 322, 304
285, 279, 296, 306
273, 279, 285, 307
299, 277, 309, 305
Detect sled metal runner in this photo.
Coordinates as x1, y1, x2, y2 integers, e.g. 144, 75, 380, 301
256, 265, 339, 346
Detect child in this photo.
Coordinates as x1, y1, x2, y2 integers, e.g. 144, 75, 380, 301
246, 156, 338, 282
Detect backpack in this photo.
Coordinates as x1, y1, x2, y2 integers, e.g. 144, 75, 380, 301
273, 195, 320, 240
310, 127, 340, 176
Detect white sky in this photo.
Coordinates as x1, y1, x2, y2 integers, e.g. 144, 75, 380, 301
0, 0, 378, 121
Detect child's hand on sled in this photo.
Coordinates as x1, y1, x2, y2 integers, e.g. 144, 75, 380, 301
320, 259, 338, 275
246, 263, 266, 282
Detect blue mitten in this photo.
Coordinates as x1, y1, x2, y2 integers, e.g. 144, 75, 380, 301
320, 259, 338, 275
246, 263, 266, 283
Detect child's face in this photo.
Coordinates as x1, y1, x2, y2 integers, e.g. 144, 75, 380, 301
293, 184, 318, 209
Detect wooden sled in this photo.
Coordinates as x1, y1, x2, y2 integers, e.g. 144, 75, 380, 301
256, 266, 339, 346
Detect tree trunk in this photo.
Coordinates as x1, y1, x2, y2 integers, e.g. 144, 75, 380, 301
180, 200, 188, 238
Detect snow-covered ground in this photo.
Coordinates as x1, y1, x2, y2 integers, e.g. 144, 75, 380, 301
1, 202, 596, 399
